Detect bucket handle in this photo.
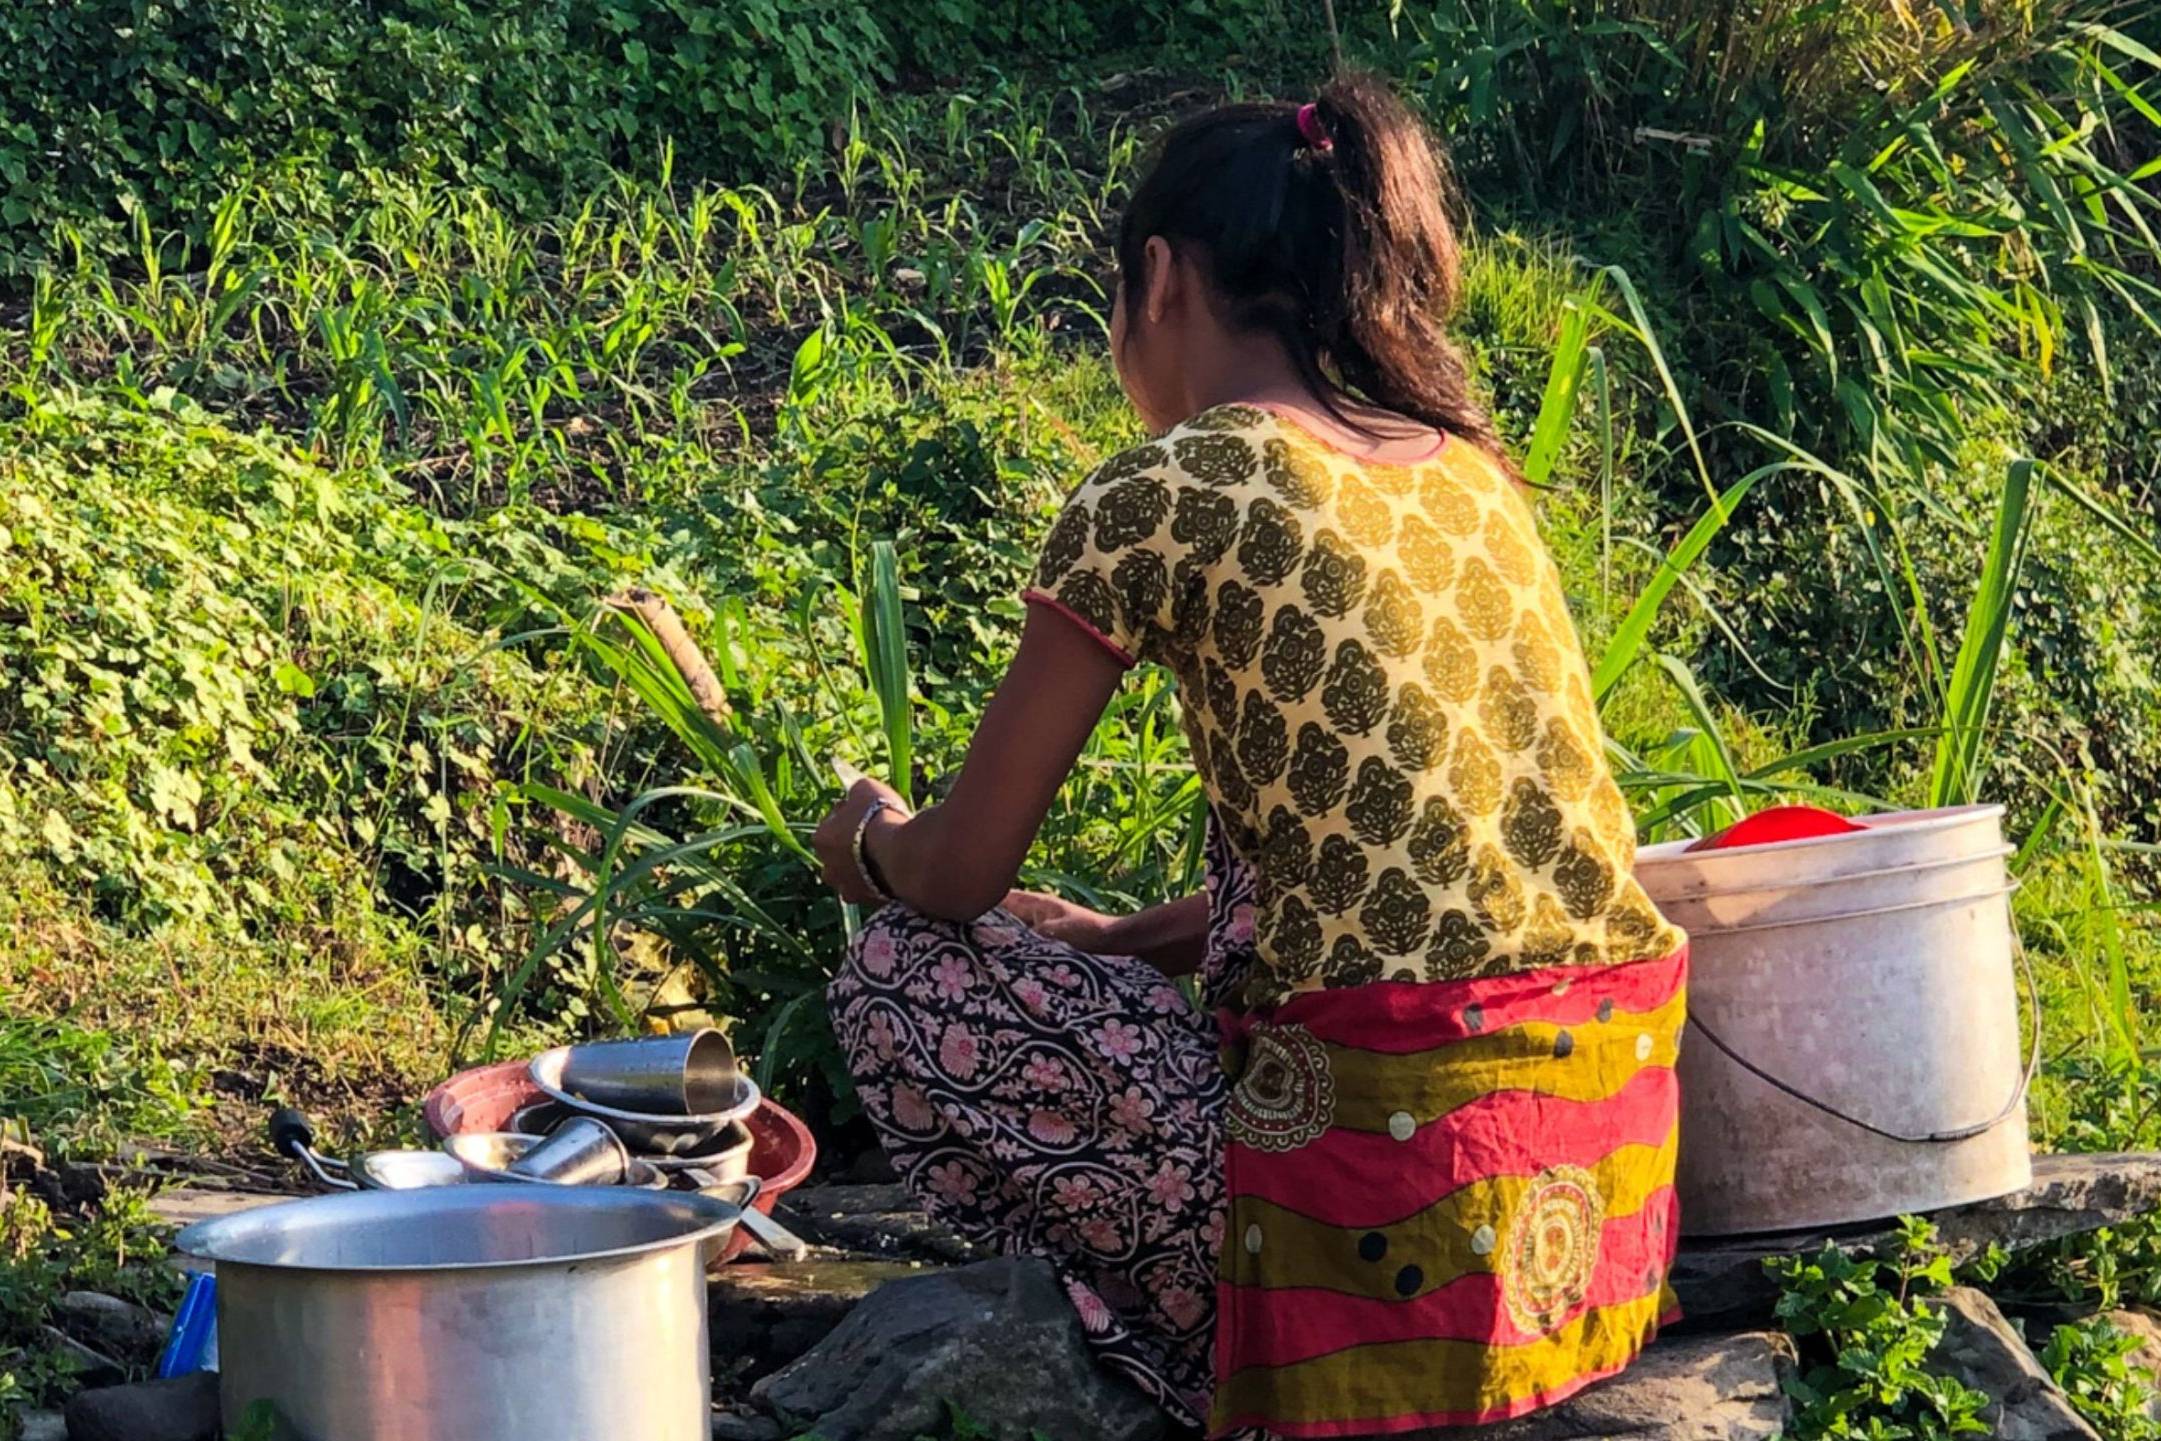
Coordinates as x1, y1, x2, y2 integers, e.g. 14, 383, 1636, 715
1685, 929, 2041, 1146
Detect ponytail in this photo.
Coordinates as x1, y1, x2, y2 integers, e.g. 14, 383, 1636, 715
1116, 73, 1512, 472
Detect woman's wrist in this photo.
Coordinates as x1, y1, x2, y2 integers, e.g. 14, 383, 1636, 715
858, 808, 910, 901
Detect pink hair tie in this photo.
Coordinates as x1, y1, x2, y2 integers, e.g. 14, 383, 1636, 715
1296, 102, 1332, 153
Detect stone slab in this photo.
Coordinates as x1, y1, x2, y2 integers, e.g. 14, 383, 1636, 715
1673, 1152, 2161, 1329
1430, 1331, 1795, 1439
777, 1183, 984, 1264
148, 1186, 297, 1229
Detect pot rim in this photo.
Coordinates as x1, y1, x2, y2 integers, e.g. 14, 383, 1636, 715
176, 1184, 741, 1273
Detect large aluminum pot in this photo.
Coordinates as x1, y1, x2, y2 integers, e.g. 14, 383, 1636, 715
176, 1185, 740, 1440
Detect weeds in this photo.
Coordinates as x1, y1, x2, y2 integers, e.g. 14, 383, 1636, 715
1769, 1220, 1991, 1439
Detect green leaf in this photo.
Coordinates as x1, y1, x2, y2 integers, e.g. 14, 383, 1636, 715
1593, 469, 1765, 701
1523, 292, 1596, 488
1927, 459, 2035, 808
861, 540, 915, 806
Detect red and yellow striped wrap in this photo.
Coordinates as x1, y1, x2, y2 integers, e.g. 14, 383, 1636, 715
1209, 948, 1688, 1438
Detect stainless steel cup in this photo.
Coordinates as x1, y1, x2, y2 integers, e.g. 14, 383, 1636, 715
505, 1116, 631, 1186
556, 1030, 738, 1116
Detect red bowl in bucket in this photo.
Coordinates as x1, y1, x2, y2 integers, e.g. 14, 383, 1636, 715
424, 1059, 816, 1263
1684, 804, 1866, 852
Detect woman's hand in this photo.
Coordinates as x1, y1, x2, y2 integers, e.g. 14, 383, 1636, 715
1000, 889, 1120, 951
811, 775, 911, 905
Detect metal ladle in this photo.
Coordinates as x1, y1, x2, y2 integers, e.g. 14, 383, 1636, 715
271, 1108, 469, 1192
685, 1170, 808, 1260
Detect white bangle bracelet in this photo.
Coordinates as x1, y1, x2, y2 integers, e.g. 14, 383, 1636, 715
850, 797, 894, 903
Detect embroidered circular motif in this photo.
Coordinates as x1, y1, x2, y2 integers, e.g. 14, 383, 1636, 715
1501, 1165, 1606, 1335
1226, 1024, 1336, 1153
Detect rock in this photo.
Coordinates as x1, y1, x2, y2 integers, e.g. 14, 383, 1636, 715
62, 1372, 221, 1441
1437, 1332, 1794, 1440
711, 1258, 945, 1373
14, 1410, 66, 1441
779, 1184, 985, 1264
1934, 1288, 2100, 1440
39, 1325, 121, 1387
752, 1257, 1167, 1441
147, 1187, 295, 1229
1673, 1152, 2161, 1330
711, 1411, 785, 1440
51, 1291, 168, 1358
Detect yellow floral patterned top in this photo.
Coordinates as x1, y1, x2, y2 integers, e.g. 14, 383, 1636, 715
1027, 403, 1682, 1009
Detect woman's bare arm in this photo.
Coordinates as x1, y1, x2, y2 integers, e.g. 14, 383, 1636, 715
812, 606, 1131, 920
1003, 889, 1211, 977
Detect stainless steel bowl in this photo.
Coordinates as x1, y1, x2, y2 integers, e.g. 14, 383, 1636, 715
528, 1046, 760, 1152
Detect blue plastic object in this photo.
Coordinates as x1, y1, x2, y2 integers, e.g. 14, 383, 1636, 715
156, 1270, 219, 1378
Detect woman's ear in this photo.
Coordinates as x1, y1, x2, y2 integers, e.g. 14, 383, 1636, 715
1142, 235, 1176, 325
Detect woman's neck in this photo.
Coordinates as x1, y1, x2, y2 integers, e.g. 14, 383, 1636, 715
1179, 354, 1440, 465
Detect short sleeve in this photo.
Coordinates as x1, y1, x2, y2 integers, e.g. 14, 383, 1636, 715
1025, 438, 1191, 667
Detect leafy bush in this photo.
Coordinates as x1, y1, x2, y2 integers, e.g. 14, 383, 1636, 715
0, 391, 628, 1006
1390, 1, 2161, 837
0, 1188, 181, 1419
0, 0, 892, 272
1769, 1220, 1991, 1439
0, 1017, 192, 1146
0, 0, 1284, 276
2044, 1315, 2161, 1441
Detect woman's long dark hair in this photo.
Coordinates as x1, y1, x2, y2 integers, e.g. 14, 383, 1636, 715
1117, 72, 1508, 468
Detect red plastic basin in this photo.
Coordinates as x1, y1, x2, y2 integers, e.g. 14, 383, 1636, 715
423, 1058, 816, 1264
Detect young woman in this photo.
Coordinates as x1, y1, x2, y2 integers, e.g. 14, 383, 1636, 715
811, 74, 1688, 1439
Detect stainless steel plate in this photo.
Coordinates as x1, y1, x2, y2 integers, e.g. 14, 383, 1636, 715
508, 1104, 755, 1177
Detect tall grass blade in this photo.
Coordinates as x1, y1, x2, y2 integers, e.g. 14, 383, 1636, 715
1927, 460, 2036, 807
863, 540, 915, 805
1650, 654, 1748, 832
1523, 291, 1596, 487
2042, 467, 2161, 567
1592, 265, 1717, 507
1592, 468, 1765, 701
2077, 782, 2140, 1064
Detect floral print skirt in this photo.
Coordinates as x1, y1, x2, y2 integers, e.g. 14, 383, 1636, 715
827, 835, 1262, 1429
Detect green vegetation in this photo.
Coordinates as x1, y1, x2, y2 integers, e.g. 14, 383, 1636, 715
2, 0, 2160, 1431
1770, 1221, 1990, 1439
0, 1187, 180, 1416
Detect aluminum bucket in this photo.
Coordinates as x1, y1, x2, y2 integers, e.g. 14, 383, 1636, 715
1639, 811, 2034, 1237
